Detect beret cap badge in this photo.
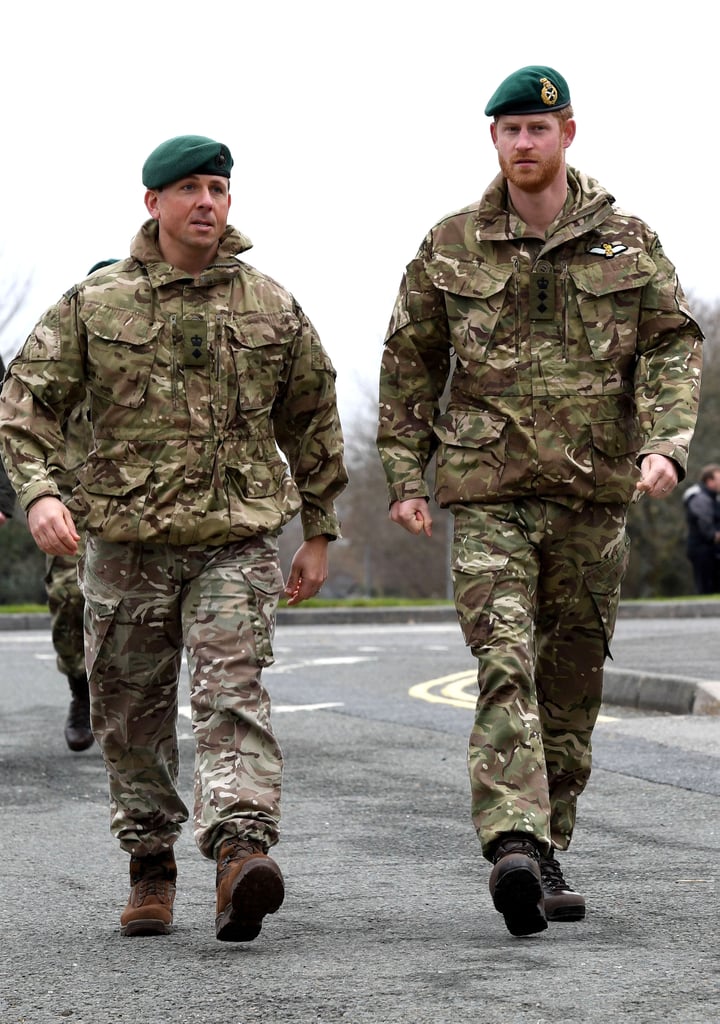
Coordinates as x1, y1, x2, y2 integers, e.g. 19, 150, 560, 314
540, 77, 559, 107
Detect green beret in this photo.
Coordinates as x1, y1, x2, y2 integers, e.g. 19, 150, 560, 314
485, 66, 571, 118
87, 259, 119, 274
142, 135, 233, 189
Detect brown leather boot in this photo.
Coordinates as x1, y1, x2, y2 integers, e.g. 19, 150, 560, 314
120, 850, 177, 936
64, 674, 94, 752
540, 850, 586, 921
215, 836, 284, 942
488, 835, 547, 936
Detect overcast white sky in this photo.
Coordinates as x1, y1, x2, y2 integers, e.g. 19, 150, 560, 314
1, 0, 714, 428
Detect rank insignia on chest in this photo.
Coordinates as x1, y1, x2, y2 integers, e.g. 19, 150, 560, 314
588, 243, 628, 259
529, 260, 555, 321
181, 320, 209, 367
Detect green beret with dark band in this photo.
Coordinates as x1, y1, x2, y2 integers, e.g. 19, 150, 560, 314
485, 66, 571, 118
142, 135, 233, 189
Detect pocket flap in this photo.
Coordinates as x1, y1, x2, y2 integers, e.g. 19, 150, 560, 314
569, 252, 655, 297
426, 258, 511, 299
83, 304, 159, 346
434, 409, 507, 447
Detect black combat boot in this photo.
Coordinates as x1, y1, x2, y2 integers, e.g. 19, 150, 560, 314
64, 673, 94, 751
540, 849, 586, 921
488, 834, 547, 936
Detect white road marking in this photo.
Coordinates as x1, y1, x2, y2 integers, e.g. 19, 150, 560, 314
178, 701, 343, 719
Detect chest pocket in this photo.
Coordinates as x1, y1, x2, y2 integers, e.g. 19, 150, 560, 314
83, 305, 161, 408
426, 258, 512, 361
569, 251, 655, 360
226, 310, 297, 412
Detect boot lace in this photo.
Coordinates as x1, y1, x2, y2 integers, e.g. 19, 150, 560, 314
134, 876, 175, 904
540, 854, 572, 894
217, 836, 264, 872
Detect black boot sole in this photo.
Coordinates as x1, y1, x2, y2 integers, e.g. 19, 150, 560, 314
491, 863, 547, 936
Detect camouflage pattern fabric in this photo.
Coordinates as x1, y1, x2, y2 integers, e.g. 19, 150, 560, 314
0, 220, 347, 859
377, 168, 702, 507
45, 551, 85, 680
45, 402, 93, 681
0, 219, 347, 546
453, 499, 628, 857
377, 167, 702, 857
80, 533, 284, 859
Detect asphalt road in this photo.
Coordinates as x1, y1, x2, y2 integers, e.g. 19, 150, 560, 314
1, 619, 719, 1024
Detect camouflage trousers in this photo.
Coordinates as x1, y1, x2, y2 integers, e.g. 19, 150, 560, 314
45, 548, 85, 680
451, 499, 629, 859
79, 533, 284, 860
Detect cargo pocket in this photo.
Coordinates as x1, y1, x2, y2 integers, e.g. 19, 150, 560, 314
240, 559, 284, 668
74, 457, 154, 536
583, 533, 630, 654
226, 311, 296, 413
426, 258, 512, 362
434, 409, 508, 504
83, 305, 160, 407
570, 253, 654, 361
79, 585, 122, 682
590, 419, 643, 503
452, 535, 511, 648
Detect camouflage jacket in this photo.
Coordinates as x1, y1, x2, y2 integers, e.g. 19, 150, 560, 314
0, 221, 347, 545
377, 168, 703, 508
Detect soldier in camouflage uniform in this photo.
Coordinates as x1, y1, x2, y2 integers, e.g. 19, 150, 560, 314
0, 136, 347, 942
376, 67, 703, 937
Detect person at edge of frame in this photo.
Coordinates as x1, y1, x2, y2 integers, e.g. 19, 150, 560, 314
375, 65, 703, 937
0, 357, 16, 526
44, 259, 120, 753
682, 463, 720, 594
0, 135, 348, 943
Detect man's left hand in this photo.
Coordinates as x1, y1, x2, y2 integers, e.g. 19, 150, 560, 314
284, 535, 330, 605
635, 453, 679, 500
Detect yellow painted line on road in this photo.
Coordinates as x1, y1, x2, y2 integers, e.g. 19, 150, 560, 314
409, 670, 618, 721
408, 671, 477, 709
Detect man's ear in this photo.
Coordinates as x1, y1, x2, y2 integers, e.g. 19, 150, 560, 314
144, 189, 160, 219
562, 118, 577, 150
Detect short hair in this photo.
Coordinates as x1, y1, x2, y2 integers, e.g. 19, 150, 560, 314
493, 104, 574, 125
700, 464, 720, 483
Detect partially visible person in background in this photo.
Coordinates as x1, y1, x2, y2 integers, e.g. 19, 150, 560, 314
44, 260, 119, 752
683, 464, 720, 594
0, 357, 16, 525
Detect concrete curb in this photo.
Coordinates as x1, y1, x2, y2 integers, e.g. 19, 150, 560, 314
603, 668, 720, 715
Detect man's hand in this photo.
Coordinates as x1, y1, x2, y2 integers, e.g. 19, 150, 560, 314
389, 498, 433, 537
284, 535, 330, 606
0, 511, 7, 529
27, 496, 80, 555
635, 454, 679, 501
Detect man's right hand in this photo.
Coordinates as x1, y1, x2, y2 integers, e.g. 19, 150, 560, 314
27, 497, 80, 556
389, 498, 433, 537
